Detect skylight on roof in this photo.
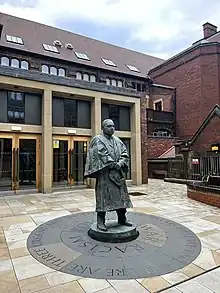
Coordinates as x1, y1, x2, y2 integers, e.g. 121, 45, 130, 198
43, 44, 59, 53
126, 64, 140, 72
6, 35, 23, 45
75, 52, 90, 60
102, 58, 116, 67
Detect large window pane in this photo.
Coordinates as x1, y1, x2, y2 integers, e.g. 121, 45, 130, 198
7, 91, 25, 124
64, 99, 77, 127
25, 93, 42, 125
52, 98, 64, 126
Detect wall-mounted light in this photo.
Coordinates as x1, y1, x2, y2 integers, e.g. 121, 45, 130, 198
11, 126, 22, 131
67, 129, 76, 134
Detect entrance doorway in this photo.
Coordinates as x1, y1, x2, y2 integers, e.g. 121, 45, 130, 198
53, 136, 89, 187
0, 133, 40, 191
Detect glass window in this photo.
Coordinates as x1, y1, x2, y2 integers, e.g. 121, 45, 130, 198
118, 80, 123, 87
102, 58, 116, 67
16, 92, 24, 101
90, 75, 96, 82
42, 65, 49, 74
126, 64, 139, 72
21, 60, 29, 70
64, 99, 77, 127
111, 79, 117, 86
106, 78, 110, 85
76, 72, 82, 80
109, 105, 119, 130
75, 52, 90, 60
6, 35, 23, 45
1, 56, 9, 66
11, 58, 19, 68
154, 101, 162, 111
50, 66, 57, 75
43, 44, 59, 53
83, 73, 89, 81
58, 68, 65, 77
7, 91, 25, 124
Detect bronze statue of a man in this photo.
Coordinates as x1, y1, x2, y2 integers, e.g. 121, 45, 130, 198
84, 119, 133, 231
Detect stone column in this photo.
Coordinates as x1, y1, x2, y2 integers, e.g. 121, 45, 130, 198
131, 100, 142, 185
92, 96, 102, 135
41, 88, 52, 193
89, 96, 102, 188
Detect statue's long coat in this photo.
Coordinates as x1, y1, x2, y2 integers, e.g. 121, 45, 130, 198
84, 134, 133, 212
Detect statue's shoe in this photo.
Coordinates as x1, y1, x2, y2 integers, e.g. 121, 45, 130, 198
97, 223, 107, 231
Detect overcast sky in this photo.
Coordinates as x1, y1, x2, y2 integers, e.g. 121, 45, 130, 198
1, 0, 220, 59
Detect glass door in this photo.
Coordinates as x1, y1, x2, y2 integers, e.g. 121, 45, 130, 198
18, 136, 40, 189
53, 137, 69, 186
0, 135, 13, 191
52, 136, 90, 187
0, 133, 40, 191
71, 137, 89, 185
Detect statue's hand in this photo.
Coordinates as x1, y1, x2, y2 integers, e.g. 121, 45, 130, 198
108, 162, 115, 169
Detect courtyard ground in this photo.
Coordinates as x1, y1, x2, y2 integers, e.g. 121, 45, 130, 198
0, 179, 220, 293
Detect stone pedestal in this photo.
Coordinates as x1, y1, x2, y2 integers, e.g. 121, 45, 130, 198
88, 220, 139, 243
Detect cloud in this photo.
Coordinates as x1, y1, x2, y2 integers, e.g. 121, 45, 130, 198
1, 0, 220, 59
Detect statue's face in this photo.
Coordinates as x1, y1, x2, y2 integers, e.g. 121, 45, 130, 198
103, 121, 115, 136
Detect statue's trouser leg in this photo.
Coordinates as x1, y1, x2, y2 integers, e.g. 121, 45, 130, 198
116, 208, 132, 226
97, 211, 107, 231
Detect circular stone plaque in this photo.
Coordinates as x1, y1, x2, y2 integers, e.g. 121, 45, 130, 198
88, 221, 139, 242
27, 212, 201, 280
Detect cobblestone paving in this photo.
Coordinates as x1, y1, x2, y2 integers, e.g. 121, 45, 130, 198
0, 179, 220, 293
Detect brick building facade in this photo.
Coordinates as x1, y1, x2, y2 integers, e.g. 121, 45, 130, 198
149, 23, 220, 150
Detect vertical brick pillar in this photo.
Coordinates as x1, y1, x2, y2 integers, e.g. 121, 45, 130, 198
140, 95, 148, 184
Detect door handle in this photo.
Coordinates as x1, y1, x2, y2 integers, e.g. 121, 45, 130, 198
12, 148, 16, 183
68, 149, 73, 181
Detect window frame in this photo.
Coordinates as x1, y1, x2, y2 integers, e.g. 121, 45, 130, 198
1, 56, 10, 66
75, 52, 90, 60
20, 60, 29, 70
126, 64, 140, 72
153, 99, 163, 111
50, 66, 58, 75
42, 44, 59, 53
102, 58, 117, 67
41, 64, 49, 74
6, 35, 24, 45
11, 58, 20, 68
58, 68, 65, 77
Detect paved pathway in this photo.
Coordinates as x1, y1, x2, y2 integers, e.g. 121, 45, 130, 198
0, 179, 220, 292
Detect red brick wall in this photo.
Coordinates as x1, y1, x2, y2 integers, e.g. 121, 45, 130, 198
140, 96, 148, 184
149, 86, 174, 112
188, 188, 220, 208
148, 137, 177, 158
150, 44, 220, 140
191, 115, 220, 152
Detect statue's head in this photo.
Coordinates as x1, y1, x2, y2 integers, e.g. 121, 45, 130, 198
102, 119, 115, 137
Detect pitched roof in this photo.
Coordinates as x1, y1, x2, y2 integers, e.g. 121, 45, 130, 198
188, 104, 220, 145
0, 12, 164, 78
